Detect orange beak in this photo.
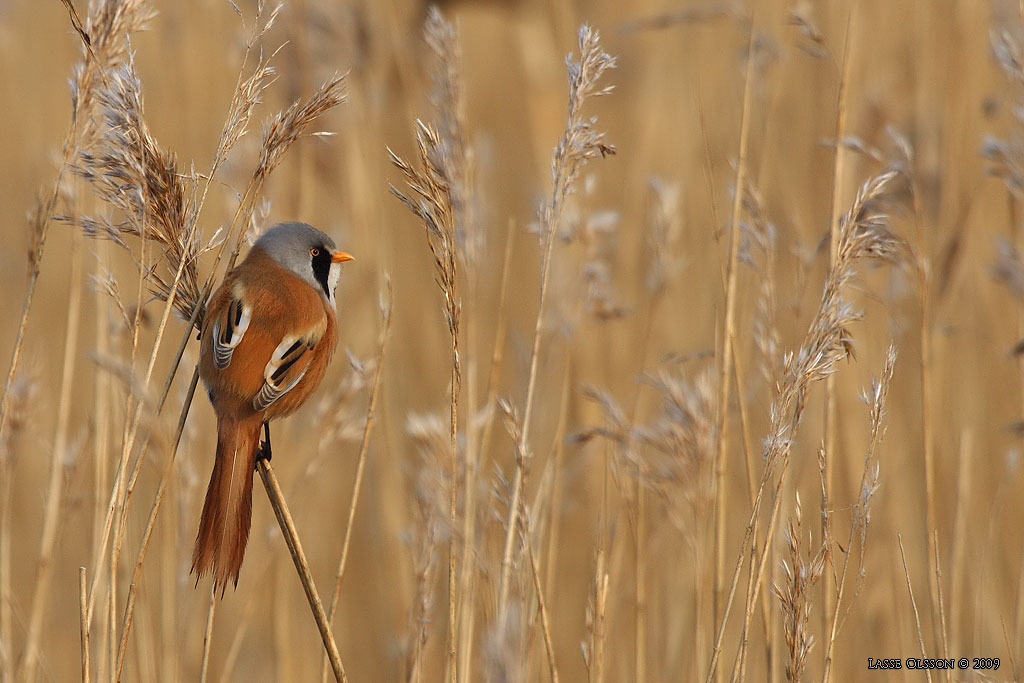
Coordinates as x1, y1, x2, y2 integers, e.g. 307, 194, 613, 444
331, 251, 354, 263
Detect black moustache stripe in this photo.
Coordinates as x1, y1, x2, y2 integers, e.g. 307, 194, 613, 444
312, 248, 332, 297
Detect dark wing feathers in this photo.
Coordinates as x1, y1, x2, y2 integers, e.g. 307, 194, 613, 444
210, 297, 251, 370
252, 335, 318, 412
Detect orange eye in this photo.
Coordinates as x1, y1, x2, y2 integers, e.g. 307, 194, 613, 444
310, 247, 320, 257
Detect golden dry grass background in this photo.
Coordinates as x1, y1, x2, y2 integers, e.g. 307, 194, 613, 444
1, 0, 1023, 681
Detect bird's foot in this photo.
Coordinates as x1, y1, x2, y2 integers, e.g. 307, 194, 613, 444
255, 421, 272, 468
256, 439, 272, 465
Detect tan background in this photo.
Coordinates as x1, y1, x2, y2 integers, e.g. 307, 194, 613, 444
0, 0, 1021, 681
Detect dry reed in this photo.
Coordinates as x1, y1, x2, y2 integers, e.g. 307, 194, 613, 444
5, 2, 1023, 682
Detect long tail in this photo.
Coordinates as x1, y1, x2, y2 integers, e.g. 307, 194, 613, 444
191, 414, 263, 592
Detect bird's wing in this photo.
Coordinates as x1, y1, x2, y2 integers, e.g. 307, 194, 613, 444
252, 331, 322, 412
209, 296, 252, 370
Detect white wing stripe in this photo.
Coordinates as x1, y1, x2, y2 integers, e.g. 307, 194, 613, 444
210, 299, 251, 369
251, 335, 311, 412
252, 367, 307, 412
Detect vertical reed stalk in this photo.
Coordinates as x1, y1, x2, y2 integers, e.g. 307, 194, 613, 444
19, 230, 84, 682
822, 12, 855, 659
898, 534, 934, 683
496, 23, 615, 622
712, 29, 755, 680
198, 584, 216, 683
80, 567, 90, 683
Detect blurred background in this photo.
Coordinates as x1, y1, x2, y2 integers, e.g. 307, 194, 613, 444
1, 0, 1023, 681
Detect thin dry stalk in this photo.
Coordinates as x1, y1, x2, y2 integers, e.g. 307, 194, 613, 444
388, 14, 468, 674
730, 343, 775, 676
256, 459, 348, 683
113, 279, 196, 680
458, 222, 515, 683
635, 477, 648, 683
497, 22, 616, 623
80, 567, 90, 683
949, 430, 971, 653
822, 13, 856, 654
730, 454, 791, 683
820, 347, 896, 681
409, 14, 476, 679
198, 584, 217, 683
526, 538, 559, 683
320, 281, 392, 683
458, 222, 517, 683
19, 232, 84, 682
633, 179, 682, 683
899, 121, 941, 645
586, 558, 610, 683
704, 170, 905, 683
543, 355, 573, 598
389, 119, 463, 683
0, 376, 31, 673
728, 346, 774, 683
897, 534, 934, 683
932, 531, 951, 683
713, 28, 755, 672
91, 242, 113, 592
498, 399, 560, 682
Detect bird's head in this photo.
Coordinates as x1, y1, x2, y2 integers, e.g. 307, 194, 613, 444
255, 222, 354, 307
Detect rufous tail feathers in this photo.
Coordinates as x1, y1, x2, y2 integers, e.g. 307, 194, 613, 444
191, 415, 262, 592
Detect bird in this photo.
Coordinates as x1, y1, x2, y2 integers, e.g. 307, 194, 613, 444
192, 221, 353, 592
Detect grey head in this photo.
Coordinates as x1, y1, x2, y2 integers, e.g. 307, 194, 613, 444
254, 222, 353, 308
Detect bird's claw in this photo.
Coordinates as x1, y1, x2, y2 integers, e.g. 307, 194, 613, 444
256, 439, 272, 465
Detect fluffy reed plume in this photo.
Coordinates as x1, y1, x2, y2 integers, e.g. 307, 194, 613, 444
26, 199, 47, 280
72, 59, 204, 323
578, 366, 717, 535
388, 121, 462, 350
644, 177, 682, 296
497, 23, 615, 632
424, 7, 476, 262
994, 239, 1024, 303
480, 398, 558, 683
763, 171, 904, 472
580, 208, 628, 320
770, 493, 826, 683
313, 351, 377, 450
634, 368, 718, 527
741, 183, 781, 384
70, 0, 155, 139
213, 2, 282, 172
706, 169, 906, 682
388, 10, 469, 679
985, 27, 1024, 194
256, 73, 348, 181
786, 2, 829, 59
483, 603, 528, 683
90, 267, 134, 334
542, 28, 616, 230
